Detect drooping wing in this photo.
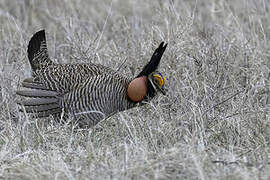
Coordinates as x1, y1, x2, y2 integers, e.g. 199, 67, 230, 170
60, 74, 132, 126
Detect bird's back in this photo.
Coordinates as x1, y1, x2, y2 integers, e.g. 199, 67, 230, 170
33, 62, 119, 93
60, 72, 134, 126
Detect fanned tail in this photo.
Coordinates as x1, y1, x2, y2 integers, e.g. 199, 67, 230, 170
16, 79, 62, 118
18, 30, 61, 118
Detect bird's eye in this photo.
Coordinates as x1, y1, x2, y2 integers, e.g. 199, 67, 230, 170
153, 73, 166, 87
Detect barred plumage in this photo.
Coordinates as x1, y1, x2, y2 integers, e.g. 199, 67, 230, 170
17, 30, 167, 127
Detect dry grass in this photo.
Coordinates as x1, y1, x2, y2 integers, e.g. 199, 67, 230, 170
0, 0, 270, 179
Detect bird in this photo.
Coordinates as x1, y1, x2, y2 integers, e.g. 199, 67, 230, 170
16, 29, 167, 127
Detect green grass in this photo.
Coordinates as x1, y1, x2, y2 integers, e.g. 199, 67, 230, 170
1, 0, 270, 179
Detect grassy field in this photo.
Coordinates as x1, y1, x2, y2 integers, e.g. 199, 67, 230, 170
0, 0, 270, 179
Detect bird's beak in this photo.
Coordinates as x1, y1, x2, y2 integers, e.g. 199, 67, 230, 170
157, 85, 167, 95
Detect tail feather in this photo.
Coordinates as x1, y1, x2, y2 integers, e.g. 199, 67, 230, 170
16, 89, 58, 98
35, 109, 63, 118
17, 91, 62, 117
27, 29, 53, 71
23, 78, 35, 83
22, 80, 50, 90
18, 98, 58, 106
19, 107, 63, 118
23, 103, 59, 113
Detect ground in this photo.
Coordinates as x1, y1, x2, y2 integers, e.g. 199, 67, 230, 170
0, 0, 270, 179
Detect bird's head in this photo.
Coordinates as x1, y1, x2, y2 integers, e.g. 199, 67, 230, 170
127, 42, 167, 102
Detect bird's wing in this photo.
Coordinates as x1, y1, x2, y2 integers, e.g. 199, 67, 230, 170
60, 74, 130, 126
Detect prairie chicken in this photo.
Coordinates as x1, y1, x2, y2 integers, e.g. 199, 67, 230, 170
17, 30, 167, 127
